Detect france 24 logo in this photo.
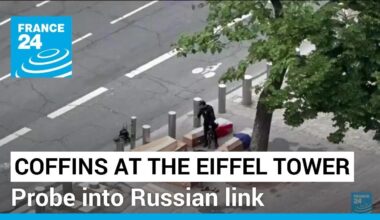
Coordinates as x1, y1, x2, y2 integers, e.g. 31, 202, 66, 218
351, 192, 373, 213
11, 16, 72, 78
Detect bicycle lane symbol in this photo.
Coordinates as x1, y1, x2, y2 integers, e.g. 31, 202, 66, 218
192, 62, 222, 79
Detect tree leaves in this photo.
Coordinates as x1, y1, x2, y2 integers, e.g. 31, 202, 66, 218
176, 0, 380, 144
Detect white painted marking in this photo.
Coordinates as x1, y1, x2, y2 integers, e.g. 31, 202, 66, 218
47, 87, 108, 119
0, 127, 31, 147
191, 63, 222, 78
125, 13, 248, 79
72, 33, 92, 45
192, 67, 204, 74
36, 1, 50, 7
54, 71, 72, 78
0, 73, 10, 81
205, 62, 222, 72
110, 0, 159, 24
203, 72, 216, 78
214, 13, 252, 34
125, 49, 178, 78
0, 18, 11, 26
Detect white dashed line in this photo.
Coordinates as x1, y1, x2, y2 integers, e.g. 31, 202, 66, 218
54, 71, 72, 78
0, 127, 31, 148
36, 1, 50, 7
1, 1, 51, 26
124, 13, 251, 79
125, 49, 178, 78
47, 87, 108, 119
1, 1, 50, 26
110, 0, 158, 24
0, 73, 10, 81
72, 33, 93, 45
0, 18, 10, 26
214, 13, 252, 34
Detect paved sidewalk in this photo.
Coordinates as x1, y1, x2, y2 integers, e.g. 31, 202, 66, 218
119, 74, 380, 213
9, 74, 377, 213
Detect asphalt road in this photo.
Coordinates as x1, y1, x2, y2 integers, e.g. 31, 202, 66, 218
0, 1, 208, 137
0, 1, 259, 211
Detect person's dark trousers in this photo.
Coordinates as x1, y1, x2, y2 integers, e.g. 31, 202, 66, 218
212, 122, 218, 147
203, 123, 219, 147
203, 123, 209, 147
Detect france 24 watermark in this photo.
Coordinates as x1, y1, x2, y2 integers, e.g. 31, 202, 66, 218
351, 192, 373, 213
11, 16, 72, 78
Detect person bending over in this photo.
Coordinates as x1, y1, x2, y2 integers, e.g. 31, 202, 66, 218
197, 100, 218, 148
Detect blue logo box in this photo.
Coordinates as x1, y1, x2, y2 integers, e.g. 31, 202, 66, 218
352, 192, 373, 213
11, 16, 72, 78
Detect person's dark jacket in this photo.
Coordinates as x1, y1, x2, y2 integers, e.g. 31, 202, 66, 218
197, 104, 216, 125
119, 128, 130, 142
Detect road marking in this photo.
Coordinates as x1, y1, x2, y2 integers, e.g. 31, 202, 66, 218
192, 63, 222, 78
0, 18, 10, 26
214, 13, 252, 34
72, 33, 93, 45
0, 73, 10, 81
47, 87, 108, 119
0, 1, 52, 26
0, 127, 31, 147
125, 13, 251, 79
125, 49, 178, 78
110, 0, 159, 24
54, 71, 72, 78
36, 1, 50, 7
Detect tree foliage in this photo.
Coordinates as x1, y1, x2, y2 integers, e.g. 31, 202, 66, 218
176, 0, 380, 143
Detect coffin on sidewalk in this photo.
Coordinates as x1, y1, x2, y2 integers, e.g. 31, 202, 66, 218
132, 136, 186, 152
183, 118, 233, 147
217, 128, 252, 151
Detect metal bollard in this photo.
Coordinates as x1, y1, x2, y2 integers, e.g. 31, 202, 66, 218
168, 111, 176, 138
62, 182, 73, 194
218, 84, 226, 113
193, 97, 202, 128
34, 186, 46, 213
242, 74, 253, 106
114, 137, 124, 152
130, 116, 137, 149
142, 125, 151, 144
266, 62, 272, 76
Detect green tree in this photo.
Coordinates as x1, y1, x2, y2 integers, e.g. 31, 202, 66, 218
176, 0, 380, 151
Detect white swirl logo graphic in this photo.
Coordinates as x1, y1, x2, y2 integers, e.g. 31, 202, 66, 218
15, 48, 72, 78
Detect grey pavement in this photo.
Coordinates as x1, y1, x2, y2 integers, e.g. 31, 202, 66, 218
116, 79, 380, 213
0, 41, 258, 212
0, 0, 379, 213
0, 1, 258, 211
0, 1, 208, 137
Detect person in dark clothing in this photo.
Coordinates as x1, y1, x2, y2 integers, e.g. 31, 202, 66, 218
119, 126, 130, 144
197, 100, 218, 148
